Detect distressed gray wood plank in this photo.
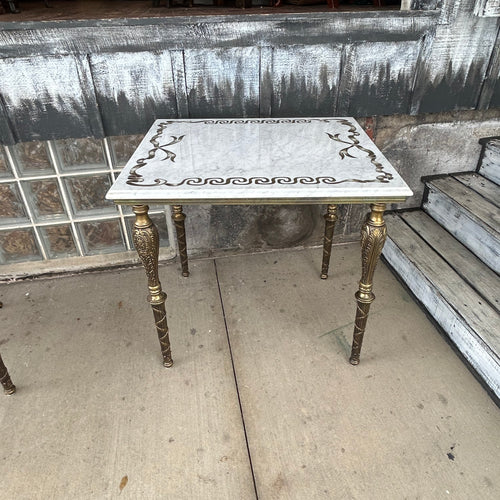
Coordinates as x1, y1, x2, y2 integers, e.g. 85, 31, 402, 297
384, 215, 500, 398
183, 47, 260, 118
89, 51, 178, 136
478, 25, 500, 109
267, 44, 342, 117
338, 40, 421, 116
0, 261, 256, 499
413, 16, 499, 112
0, 55, 105, 142
217, 246, 500, 498
400, 210, 500, 312
474, 0, 500, 16
170, 50, 190, 119
477, 138, 500, 184
0, 12, 438, 58
428, 176, 500, 229
424, 177, 500, 272
0, 97, 15, 145
452, 172, 500, 207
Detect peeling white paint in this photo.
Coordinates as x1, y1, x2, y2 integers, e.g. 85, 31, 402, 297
90, 51, 175, 108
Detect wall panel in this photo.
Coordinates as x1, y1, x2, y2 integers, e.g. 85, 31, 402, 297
90, 51, 178, 136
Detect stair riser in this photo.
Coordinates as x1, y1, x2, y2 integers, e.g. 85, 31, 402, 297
478, 141, 500, 185
423, 187, 500, 274
383, 237, 500, 399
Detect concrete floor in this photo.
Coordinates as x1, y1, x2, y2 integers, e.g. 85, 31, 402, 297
0, 245, 499, 499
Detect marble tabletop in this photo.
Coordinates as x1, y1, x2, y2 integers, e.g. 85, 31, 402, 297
106, 118, 412, 205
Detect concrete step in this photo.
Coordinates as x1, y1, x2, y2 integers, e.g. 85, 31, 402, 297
423, 175, 500, 274
477, 137, 500, 185
383, 212, 500, 399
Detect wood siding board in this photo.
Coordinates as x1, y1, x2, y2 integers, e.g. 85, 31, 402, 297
75, 54, 105, 139
439, 0, 469, 23
413, 16, 499, 113
336, 44, 353, 116
0, 95, 16, 145
474, 0, 500, 17
411, 0, 442, 10
409, 32, 436, 114
183, 47, 260, 118
268, 44, 342, 118
170, 50, 190, 119
478, 23, 500, 110
89, 51, 178, 137
478, 139, 500, 184
341, 41, 421, 116
0, 13, 438, 58
0, 55, 101, 143
259, 46, 273, 118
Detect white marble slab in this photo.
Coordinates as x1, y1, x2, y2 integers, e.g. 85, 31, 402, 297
106, 118, 412, 204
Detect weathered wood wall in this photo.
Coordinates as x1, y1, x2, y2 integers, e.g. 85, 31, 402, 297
0, 0, 498, 145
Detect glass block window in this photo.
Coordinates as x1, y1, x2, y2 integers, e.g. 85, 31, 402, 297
0, 137, 173, 265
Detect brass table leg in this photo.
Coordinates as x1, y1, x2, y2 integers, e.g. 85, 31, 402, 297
133, 205, 173, 367
321, 204, 338, 279
0, 353, 16, 395
172, 205, 189, 277
350, 203, 387, 365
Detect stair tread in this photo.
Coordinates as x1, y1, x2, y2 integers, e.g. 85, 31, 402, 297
452, 173, 500, 209
427, 176, 500, 233
400, 210, 500, 314
385, 213, 500, 357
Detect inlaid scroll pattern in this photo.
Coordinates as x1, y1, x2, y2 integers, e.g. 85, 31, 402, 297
126, 118, 394, 187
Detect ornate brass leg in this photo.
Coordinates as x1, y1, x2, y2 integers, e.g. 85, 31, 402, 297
321, 204, 338, 279
350, 203, 387, 365
133, 205, 173, 367
0, 354, 16, 395
172, 205, 189, 277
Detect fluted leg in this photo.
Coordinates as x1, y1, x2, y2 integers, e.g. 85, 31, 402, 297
321, 204, 338, 279
350, 203, 387, 365
133, 205, 173, 367
172, 205, 189, 277
0, 353, 15, 395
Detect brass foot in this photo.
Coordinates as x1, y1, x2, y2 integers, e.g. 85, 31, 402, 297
0, 354, 16, 395
133, 205, 173, 367
349, 203, 386, 365
172, 205, 189, 277
320, 204, 338, 279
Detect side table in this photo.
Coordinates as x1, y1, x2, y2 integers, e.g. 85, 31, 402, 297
106, 118, 412, 367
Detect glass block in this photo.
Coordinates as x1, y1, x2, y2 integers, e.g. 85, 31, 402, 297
13, 141, 54, 176
0, 228, 41, 263
23, 179, 65, 220
0, 147, 12, 178
56, 137, 107, 171
40, 224, 78, 258
0, 183, 29, 224
125, 212, 170, 248
79, 219, 125, 255
110, 135, 144, 168
65, 174, 116, 215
